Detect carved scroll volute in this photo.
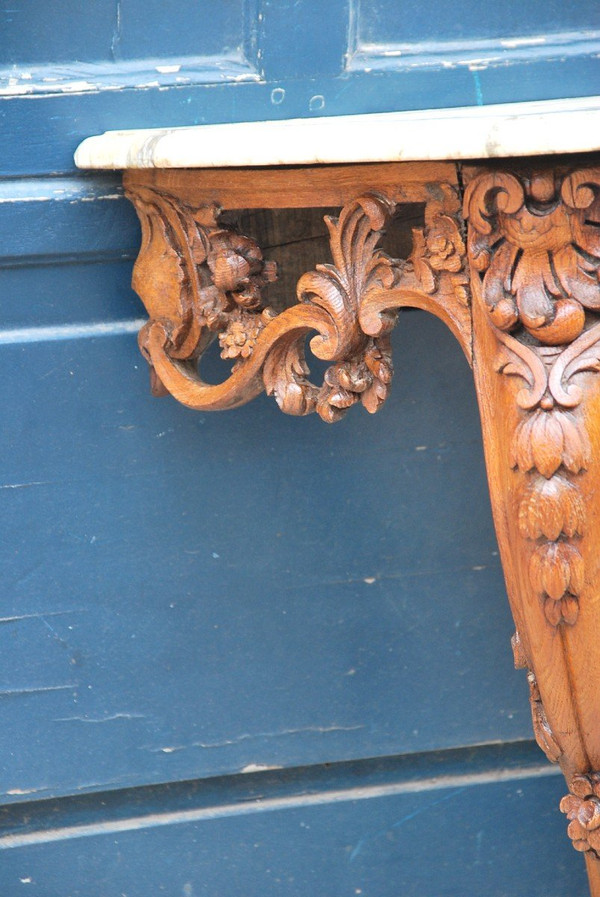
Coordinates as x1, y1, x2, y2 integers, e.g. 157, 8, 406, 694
124, 185, 404, 420
359, 183, 472, 364
464, 168, 600, 879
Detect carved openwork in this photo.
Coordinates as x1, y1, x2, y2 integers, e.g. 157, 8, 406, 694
125, 181, 470, 421
123, 163, 600, 895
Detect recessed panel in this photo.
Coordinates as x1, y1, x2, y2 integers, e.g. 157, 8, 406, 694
357, 0, 600, 48
1, 0, 250, 66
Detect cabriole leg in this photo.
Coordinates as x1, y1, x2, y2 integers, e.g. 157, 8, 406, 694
464, 166, 600, 896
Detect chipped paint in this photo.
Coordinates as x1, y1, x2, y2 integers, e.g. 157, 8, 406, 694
0, 55, 261, 98
501, 36, 548, 49
347, 29, 600, 73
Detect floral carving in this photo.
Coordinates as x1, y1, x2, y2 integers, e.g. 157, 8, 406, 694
219, 308, 276, 362
561, 774, 600, 857
465, 169, 600, 627
410, 188, 468, 305
126, 185, 402, 421
289, 195, 398, 421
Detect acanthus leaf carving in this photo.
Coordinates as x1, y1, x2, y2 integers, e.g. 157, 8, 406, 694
126, 186, 405, 422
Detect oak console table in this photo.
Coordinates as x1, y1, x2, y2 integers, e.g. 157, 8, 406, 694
77, 96, 600, 895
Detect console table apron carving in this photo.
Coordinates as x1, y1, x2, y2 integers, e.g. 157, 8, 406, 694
76, 100, 600, 895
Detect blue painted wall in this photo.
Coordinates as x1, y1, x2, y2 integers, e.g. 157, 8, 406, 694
0, 2, 596, 894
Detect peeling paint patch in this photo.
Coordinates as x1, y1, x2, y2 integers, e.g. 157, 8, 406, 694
143, 724, 365, 754
0, 684, 75, 698
501, 36, 547, 49
54, 713, 146, 723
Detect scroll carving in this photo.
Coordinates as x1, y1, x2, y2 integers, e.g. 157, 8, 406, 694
125, 183, 471, 421
359, 183, 471, 360
464, 169, 600, 627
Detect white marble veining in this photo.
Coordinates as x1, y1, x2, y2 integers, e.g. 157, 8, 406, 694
75, 96, 600, 169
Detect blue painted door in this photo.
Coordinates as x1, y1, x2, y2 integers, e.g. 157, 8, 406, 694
0, 3, 596, 894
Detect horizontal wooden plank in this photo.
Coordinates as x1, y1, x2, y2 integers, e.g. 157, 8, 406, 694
0, 261, 141, 329
0, 742, 559, 843
0, 312, 533, 803
355, 0, 600, 53
0, 177, 139, 263
125, 163, 457, 207
0, 754, 582, 896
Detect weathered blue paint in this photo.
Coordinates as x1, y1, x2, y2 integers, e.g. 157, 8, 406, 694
1, 0, 594, 891
0, 313, 532, 805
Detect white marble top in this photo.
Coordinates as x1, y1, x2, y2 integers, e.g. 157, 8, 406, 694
75, 96, 600, 169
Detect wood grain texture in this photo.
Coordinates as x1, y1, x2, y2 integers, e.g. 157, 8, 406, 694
124, 164, 458, 209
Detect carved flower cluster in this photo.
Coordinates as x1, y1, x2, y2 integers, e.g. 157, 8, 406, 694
198, 229, 277, 333
219, 308, 275, 361
316, 339, 393, 423
411, 214, 466, 295
528, 541, 582, 626
518, 476, 584, 543
512, 409, 590, 479
561, 774, 600, 857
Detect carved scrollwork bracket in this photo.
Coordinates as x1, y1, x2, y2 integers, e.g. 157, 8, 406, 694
125, 181, 471, 423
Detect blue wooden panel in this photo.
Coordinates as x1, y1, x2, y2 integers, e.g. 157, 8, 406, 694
2, 0, 252, 67
258, 0, 350, 80
0, 752, 583, 897
0, 312, 533, 803
0, 261, 141, 330
0, 177, 138, 264
357, 0, 600, 45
